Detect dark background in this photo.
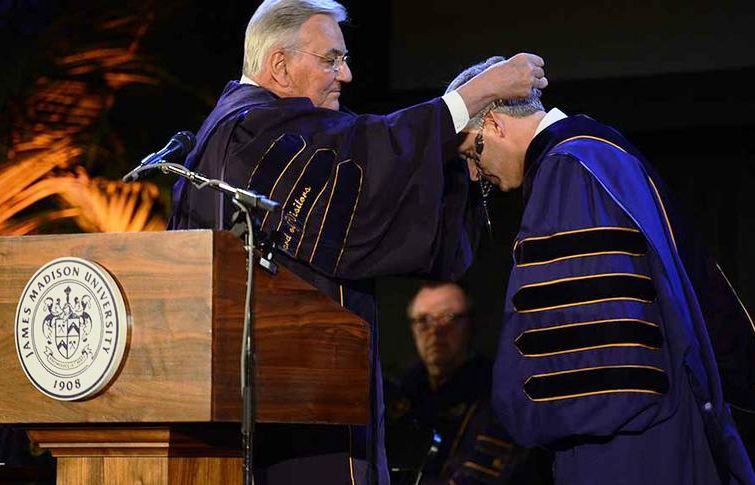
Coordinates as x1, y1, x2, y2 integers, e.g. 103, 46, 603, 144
2, 0, 755, 377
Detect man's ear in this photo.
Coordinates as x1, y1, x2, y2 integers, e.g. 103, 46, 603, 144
487, 111, 507, 139
269, 50, 290, 88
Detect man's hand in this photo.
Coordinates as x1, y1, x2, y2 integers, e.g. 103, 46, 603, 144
456, 53, 547, 118
491, 53, 547, 98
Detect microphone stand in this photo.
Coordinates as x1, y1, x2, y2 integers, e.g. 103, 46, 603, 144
125, 161, 278, 485
126, 161, 279, 212
234, 197, 259, 485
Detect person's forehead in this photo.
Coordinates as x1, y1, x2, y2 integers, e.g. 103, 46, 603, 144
412, 285, 466, 314
297, 13, 346, 51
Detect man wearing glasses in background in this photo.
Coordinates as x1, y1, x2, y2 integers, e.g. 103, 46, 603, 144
385, 282, 550, 485
168, 1, 547, 483
447, 57, 755, 485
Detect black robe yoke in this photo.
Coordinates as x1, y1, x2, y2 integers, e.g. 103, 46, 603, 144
169, 82, 476, 485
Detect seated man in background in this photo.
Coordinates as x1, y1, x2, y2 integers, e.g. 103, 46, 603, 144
385, 282, 551, 485
448, 57, 755, 485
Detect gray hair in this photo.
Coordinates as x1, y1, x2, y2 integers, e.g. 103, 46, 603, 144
242, 0, 347, 78
446, 56, 544, 129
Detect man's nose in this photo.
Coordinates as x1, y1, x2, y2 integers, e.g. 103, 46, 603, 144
337, 62, 352, 83
427, 323, 449, 337
466, 158, 481, 181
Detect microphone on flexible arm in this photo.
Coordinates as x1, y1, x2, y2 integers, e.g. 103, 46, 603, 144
122, 131, 196, 182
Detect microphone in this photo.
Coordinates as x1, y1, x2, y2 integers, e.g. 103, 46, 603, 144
123, 131, 195, 182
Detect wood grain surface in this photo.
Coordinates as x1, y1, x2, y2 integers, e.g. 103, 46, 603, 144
56, 457, 243, 485
30, 425, 244, 484
0, 230, 369, 426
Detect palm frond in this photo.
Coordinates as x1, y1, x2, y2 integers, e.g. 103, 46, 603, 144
0, 11, 168, 236
0, 209, 81, 236
53, 168, 165, 233
0, 139, 81, 224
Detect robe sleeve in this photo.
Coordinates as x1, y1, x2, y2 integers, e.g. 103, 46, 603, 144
229, 97, 478, 282
491, 152, 675, 447
334, 101, 477, 280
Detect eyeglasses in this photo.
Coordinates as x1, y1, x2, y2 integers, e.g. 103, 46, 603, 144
474, 132, 484, 156
289, 48, 350, 73
474, 122, 485, 157
410, 312, 468, 332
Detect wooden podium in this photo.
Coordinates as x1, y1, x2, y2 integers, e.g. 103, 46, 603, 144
0, 230, 369, 484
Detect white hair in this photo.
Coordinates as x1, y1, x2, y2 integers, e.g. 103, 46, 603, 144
242, 0, 347, 78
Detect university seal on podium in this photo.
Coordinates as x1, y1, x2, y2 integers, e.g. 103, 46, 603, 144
14, 257, 129, 401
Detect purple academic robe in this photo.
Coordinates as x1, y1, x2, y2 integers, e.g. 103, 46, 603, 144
492, 115, 755, 485
169, 82, 477, 485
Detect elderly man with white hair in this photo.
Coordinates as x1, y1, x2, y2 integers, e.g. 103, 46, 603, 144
168, 2, 547, 483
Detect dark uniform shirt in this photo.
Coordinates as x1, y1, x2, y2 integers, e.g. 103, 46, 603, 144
386, 355, 551, 485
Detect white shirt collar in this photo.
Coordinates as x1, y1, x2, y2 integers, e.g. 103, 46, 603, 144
240, 74, 258, 86
534, 107, 567, 137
